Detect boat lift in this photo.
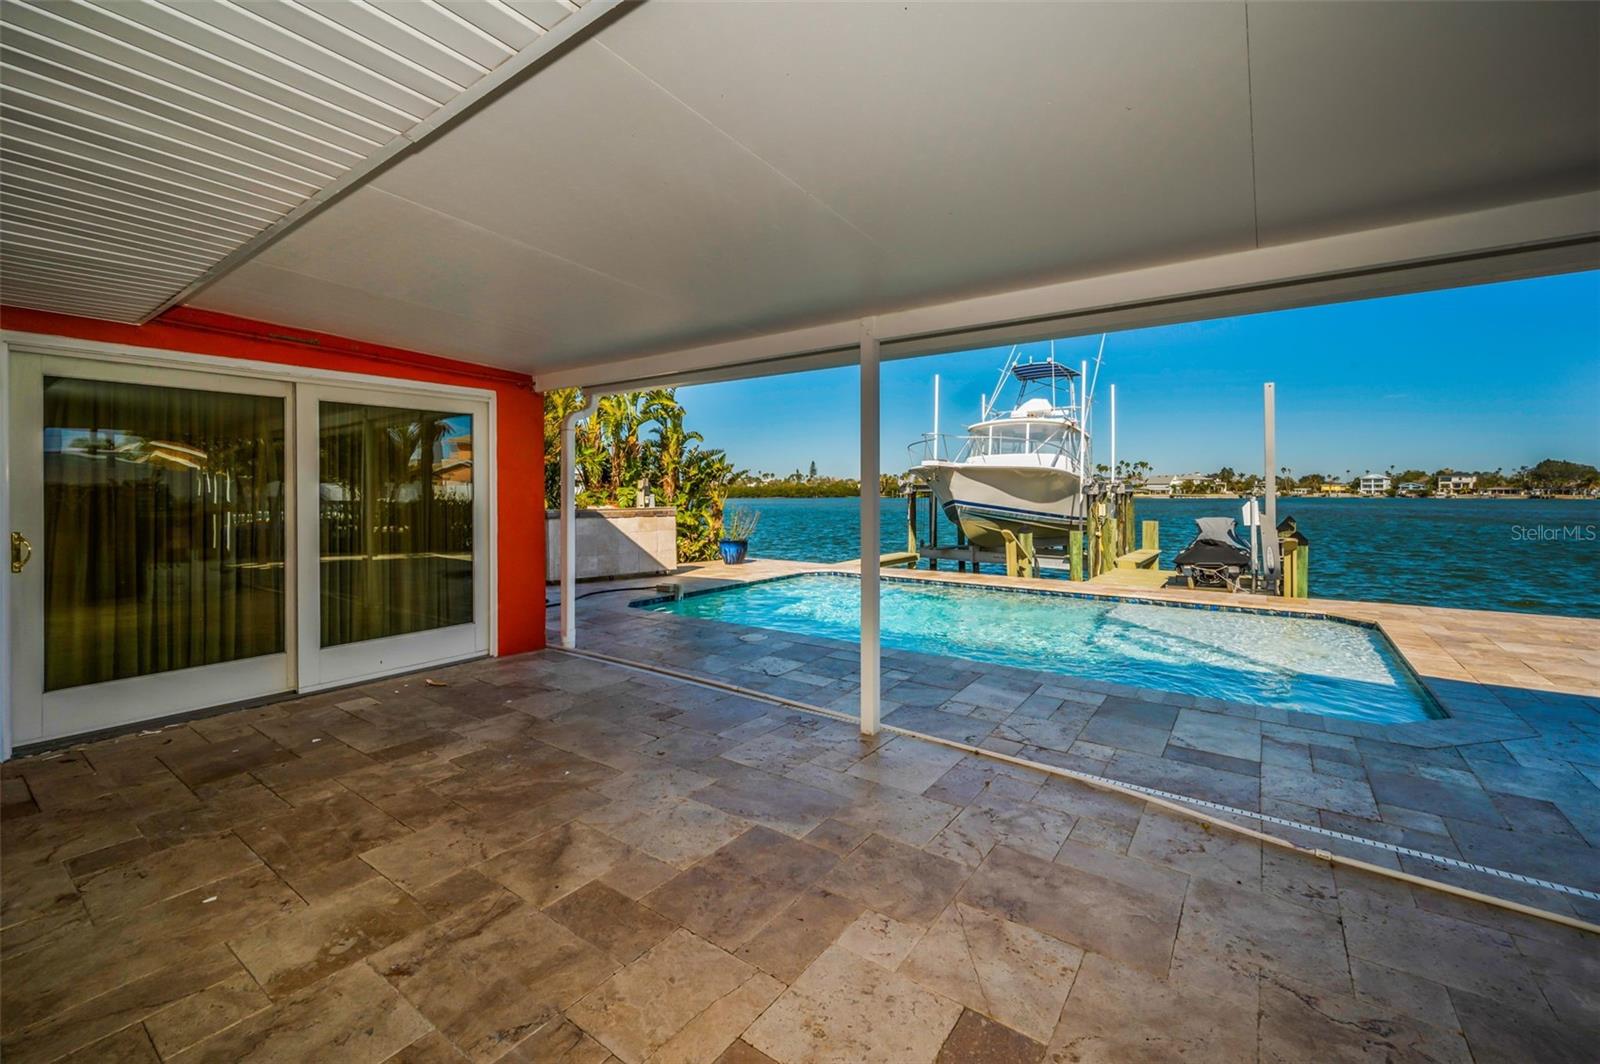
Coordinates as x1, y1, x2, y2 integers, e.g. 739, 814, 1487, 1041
897, 478, 1159, 582
891, 375, 1308, 595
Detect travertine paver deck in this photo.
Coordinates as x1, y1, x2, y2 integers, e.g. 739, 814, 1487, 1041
5, 649, 1597, 1062
571, 559, 1600, 921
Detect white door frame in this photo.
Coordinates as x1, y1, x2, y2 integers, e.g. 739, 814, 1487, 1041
5, 351, 295, 744
1, 339, 11, 761
295, 380, 492, 692
1, 330, 499, 753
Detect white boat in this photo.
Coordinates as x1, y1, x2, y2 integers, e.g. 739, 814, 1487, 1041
909, 346, 1091, 549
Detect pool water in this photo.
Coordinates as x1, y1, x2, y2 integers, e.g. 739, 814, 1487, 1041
640, 573, 1443, 724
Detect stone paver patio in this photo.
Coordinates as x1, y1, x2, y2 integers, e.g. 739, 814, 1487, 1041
571, 559, 1600, 924
4, 638, 1596, 1062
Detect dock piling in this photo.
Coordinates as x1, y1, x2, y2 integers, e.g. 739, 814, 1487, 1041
1000, 529, 1037, 579
1275, 518, 1311, 598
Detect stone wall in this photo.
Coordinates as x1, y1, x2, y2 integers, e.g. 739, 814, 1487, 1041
545, 507, 677, 582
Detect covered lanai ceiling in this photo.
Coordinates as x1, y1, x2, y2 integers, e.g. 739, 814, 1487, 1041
0, 0, 609, 321
4, 2, 1598, 385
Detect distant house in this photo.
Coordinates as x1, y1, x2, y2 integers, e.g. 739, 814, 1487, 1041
1357, 473, 1391, 496
1144, 473, 1215, 495
1397, 481, 1428, 496
1319, 482, 1351, 494
1437, 473, 1477, 495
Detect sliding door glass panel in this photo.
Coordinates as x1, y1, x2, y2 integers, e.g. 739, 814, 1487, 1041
319, 402, 473, 648
42, 376, 287, 691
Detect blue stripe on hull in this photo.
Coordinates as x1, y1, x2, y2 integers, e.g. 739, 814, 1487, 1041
946, 498, 1083, 528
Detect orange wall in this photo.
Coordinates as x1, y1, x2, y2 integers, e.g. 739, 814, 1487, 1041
1, 305, 547, 656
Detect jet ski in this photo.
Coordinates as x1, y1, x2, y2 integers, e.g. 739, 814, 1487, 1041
1174, 517, 1253, 591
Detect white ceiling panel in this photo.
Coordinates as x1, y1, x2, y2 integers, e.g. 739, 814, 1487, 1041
0, 0, 588, 321
596, 2, 1259, 296
230, 185, 689, 361
365, 41, 895, 339
1249, 2, 1600, 243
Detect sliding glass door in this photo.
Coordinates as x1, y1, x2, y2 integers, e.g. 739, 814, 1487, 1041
295, 384, 490, 689
6, 353, 293, 742
6, 349, 494, 746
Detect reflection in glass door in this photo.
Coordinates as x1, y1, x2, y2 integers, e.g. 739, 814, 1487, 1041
43, 377, 287, 689
298, 386, 489, 688
319, 402, 473, 645
7, 354, 293, 743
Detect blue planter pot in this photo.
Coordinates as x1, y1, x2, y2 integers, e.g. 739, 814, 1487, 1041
718, 539, 749, 565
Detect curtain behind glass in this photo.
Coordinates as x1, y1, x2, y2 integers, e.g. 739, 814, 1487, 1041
319, 402, 473, 647
42, 377, 287, 691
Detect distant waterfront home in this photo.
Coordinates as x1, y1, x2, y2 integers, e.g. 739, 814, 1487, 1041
1320, 482, 1353, 494
1145, 473, 1217, 495
1397, 480, 1430, 496
1358, 473, 1392, 495
1438, 474, 1478, 495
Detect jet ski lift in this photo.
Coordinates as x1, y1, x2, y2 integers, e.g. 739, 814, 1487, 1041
1174, 517, 1254, 591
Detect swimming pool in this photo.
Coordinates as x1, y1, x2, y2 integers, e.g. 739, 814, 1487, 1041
638, 573, 1443, 724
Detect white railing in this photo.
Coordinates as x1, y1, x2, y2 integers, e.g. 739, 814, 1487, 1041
908, 432, 1084, 473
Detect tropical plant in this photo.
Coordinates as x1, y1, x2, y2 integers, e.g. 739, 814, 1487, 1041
721, 508, 761, 541
644, 389, 700, 505
543, 387, 743, 561
542, 388, 590, 506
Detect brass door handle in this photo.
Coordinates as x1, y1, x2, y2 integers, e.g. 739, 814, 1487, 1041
11, 531, 31, 573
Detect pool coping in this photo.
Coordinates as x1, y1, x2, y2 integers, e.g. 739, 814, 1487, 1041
630, 567, 1450, 725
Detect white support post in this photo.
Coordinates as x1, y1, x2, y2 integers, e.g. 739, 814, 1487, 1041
560, 394, 598, 649
1109, 383, 1117, 485
1079, 359, 1089, 474
1263, 382, 1279, 590
859, 322, 881, 736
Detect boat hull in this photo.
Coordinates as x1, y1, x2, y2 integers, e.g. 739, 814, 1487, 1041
919, 462, 1085, 548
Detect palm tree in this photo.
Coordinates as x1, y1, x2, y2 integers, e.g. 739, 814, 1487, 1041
644, 389, 700, 504
596, 393, 649, 505
543, 387, 590, 508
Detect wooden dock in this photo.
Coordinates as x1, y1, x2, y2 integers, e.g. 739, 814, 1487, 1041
1088, 566, 1180, 589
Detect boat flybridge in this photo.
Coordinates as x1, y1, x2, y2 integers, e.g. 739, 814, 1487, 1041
909, 345, 1092, 549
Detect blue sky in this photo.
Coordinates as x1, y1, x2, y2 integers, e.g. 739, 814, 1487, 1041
678, 270, 1600, 479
